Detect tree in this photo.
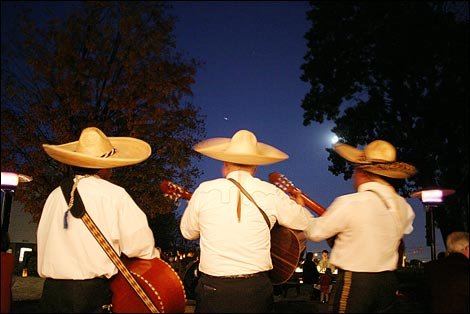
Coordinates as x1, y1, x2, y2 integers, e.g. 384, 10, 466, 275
300, 1, 469, 242
1, 1, 205, 247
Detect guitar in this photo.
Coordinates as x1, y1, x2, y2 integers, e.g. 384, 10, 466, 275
160, 179, 322, 285
110, 256, 187, 313
269, 172, 406, 270
267, 172, 328, 283
268, 172, 326, 216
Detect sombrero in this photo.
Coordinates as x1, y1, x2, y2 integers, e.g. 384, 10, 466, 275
334, 140, 416, 179
42, 127, 151, 168
193, 129, 288, 165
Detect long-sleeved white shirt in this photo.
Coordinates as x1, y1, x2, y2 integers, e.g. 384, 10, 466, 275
180, 170, 313, 277
37, 175, 159, 279
304, 181, 415, 272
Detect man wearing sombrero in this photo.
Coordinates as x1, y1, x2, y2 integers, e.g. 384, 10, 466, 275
180, 129, 313, 313
303, 140, 417, 313
37, 127, 160, 313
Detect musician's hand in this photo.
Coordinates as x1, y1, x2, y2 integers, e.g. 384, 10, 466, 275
290, 190, 305, 206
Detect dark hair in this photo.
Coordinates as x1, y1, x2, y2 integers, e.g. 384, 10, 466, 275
360, 168, 403, 189
379, 176, 402, 190
70, 166, 101, 176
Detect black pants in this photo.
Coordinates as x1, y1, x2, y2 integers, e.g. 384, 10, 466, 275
195, 272, 273, 313
40, 277, 112, 313
333, 269, 398, 313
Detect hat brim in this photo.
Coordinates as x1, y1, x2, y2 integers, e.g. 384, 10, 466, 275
334, 143, 369, 164
358, 163, 417, 179
43, 137, 151, 168
194, 137, 288, 165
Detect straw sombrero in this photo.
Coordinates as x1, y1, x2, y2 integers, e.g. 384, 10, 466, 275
193, 129, 288, 165
42, 127, 151, 168
334, 140, 416, 179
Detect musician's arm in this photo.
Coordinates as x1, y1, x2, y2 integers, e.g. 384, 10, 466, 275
180, 190, 201, 240
303, 196, 347, 243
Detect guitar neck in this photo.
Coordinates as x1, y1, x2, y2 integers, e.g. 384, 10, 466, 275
269, 172, 326, 217
300, 193, 325, 216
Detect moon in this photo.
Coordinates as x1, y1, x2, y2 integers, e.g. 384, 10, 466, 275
331, 135, 339, 145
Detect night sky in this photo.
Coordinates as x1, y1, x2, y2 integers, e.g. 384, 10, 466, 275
1, 1, 445, 261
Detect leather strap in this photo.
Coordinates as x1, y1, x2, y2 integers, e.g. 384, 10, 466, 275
227, 178, 271, 229
367, 189, 405, 257
60, 180, 159, 313
367, 189, 404, 236
236, 188, 241, 222
367, 189, 389, 209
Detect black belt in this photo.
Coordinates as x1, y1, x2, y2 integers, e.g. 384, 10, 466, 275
201, 271, 268, 279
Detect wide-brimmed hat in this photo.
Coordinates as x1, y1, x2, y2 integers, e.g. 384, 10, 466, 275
334, 140, 416, 179
193, 129, 288, 165
43, 127, 151, 168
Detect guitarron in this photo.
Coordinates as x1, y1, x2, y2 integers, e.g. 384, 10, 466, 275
110, 255, 186, 312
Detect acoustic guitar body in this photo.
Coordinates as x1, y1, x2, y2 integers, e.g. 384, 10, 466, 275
110, 257, 186, 313
269, 224, 306, 285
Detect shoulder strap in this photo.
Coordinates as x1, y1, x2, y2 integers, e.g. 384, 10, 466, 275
59, 179, 159, 313
367, 189, 405, 244
227, 178, 271, 229
367, 189, 390, 209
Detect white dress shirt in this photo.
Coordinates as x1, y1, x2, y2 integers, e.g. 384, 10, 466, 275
304, 181, 415, 272
180, 170, 313, 276
37, 175, 159, 279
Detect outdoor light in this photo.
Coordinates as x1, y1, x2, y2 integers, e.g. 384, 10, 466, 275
1, 172, 33, 190
1, 172, 33, 233
413, 188, 455, 205
411, 187, 455, 261
1, 172, 20, 188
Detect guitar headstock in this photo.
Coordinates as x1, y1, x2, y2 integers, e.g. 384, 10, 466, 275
160, 180, 192, 202
269, 172, 326, 216
268, 172, 297, 195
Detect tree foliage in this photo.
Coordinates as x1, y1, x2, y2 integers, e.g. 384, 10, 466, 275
1, 1, 205, 248
300, 1, 469, 241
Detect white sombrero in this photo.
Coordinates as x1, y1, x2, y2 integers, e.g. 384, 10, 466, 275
193, 129, 288, 165
42, 127, 151, 168
334, 140, 416, 179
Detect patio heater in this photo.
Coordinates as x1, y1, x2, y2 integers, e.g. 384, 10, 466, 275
411, 188, 455, 261
1, 172, 33, 233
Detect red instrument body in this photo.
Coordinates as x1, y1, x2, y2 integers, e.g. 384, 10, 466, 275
110, 257, 186, 313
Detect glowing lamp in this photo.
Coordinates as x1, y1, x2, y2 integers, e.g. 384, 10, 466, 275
411, 187, 455, 261
1, 172, 33, 233
412, 188, 455, 205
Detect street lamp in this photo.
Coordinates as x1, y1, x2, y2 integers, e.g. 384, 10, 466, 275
411, 188, 455, 261
1, 172, 33, 233
1, 172, 32, 314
